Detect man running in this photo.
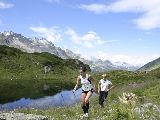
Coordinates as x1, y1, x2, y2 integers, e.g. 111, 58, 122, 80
98, 74, 114, 108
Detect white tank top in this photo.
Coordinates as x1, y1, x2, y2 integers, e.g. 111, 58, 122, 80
80, 74, 92, 91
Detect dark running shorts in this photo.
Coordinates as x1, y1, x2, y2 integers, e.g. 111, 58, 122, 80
82, 88, 94, 94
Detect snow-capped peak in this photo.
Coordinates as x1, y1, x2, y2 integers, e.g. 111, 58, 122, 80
32, 37, 52, 45
3, 31, 14, 36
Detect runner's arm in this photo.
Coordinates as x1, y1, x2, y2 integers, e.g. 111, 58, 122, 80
73, 76, 80, 91
109, 83, 114, 91
90, 76, 96, 91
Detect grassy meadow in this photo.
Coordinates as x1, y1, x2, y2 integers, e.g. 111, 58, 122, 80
18, 70, 160, 120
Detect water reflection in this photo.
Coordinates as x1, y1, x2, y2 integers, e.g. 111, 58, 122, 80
0, 88, 83, 111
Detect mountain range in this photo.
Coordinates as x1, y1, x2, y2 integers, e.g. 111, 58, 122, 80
0, 31, 140, 71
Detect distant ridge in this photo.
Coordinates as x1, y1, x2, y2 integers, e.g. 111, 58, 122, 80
137, 57, 160, 72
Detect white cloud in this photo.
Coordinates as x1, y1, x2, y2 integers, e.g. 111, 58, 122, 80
106, 40, 119, 43
79, 0, 160, 30
0, 1, 14, 9
30, 26, 62, 43
65, 27, 105, 48
46, 0, 61, 3
94, 51, 159, 65
80, 4, 108, 14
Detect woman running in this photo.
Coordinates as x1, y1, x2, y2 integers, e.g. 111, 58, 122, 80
73, 66, 96, 118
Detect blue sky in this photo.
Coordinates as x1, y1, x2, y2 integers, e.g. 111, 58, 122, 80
0, 0, 160, 65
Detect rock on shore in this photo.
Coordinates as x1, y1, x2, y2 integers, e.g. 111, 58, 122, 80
0, 112, 49, 120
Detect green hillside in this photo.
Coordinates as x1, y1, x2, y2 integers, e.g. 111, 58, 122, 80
0, 45, 90, 103
137, 57, 160, 72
